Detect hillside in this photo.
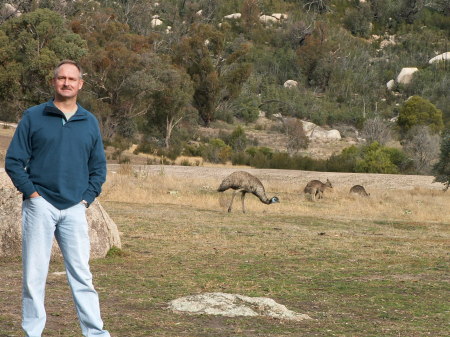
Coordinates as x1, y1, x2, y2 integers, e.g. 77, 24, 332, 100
0, 0, 449, 176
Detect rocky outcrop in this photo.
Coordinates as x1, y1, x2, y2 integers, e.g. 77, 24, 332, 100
0, 169, 121, 259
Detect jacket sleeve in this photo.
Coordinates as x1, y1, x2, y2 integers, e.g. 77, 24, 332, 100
82, 124, 107, 204
5, 114, 36, 197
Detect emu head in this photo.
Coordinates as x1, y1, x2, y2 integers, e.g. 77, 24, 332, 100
270, 196, 280, 204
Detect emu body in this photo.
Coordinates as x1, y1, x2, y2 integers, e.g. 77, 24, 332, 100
217, 171, 279, 213
304, 179, 333, 201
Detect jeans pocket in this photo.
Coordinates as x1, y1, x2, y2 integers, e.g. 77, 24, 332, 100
28, 196, 43, 202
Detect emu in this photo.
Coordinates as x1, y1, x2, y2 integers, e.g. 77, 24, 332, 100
217, 171, 279, 213
349, 185, 370, 197
304, 179, 333, 201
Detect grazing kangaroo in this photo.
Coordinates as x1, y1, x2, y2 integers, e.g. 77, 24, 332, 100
304, 179, 333, 201
217, 171, 279, 213
349, 185, 370, 197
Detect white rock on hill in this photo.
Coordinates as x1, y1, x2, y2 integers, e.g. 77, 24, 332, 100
169, 292, 312, 321
283, 79, 298, 88
386, 79, 395, 90
429, 52, 450, 64
224, 13, 241, 20
0, 169, 121, 258
302, 120, 341, 140
396, 67, 419, 84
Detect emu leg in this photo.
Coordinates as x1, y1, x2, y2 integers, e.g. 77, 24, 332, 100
241, 191, 247, 213
228, 191, 237, 212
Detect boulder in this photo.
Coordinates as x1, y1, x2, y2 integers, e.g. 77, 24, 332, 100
224, 13, 241, 20
283, 79, 298, 88
271, 13, 288, 20
0, 169, 121, 259
151, 18, 163, 28
429, 52, 450, 64
259, 15, 278, 24
1, 3, 21, 17
396, 67, 418, 84
302, 121, 342, 140
386, 79, 395, 90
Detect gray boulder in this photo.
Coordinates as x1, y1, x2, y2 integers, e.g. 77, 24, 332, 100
0, 169, 121, 259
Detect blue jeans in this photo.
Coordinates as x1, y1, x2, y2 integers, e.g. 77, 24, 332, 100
22, 196, 110, 337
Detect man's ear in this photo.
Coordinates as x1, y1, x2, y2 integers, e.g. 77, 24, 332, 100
78, 79, 84, 90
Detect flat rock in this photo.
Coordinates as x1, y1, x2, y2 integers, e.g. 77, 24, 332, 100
169, 292, 312, 321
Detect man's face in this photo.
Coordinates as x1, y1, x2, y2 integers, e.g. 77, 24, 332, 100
52, 63, 84, 100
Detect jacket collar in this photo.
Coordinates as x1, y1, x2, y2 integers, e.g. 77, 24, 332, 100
43, 99, 88, 120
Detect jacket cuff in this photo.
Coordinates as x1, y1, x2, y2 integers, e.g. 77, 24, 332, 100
82, 191, 96, 205
20, 182, 36, 199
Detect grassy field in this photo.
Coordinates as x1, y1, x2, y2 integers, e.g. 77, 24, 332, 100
0, 166, 449, 336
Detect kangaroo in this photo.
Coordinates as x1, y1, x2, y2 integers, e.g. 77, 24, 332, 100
304, 179, 333, 201
349, 185, 370, 197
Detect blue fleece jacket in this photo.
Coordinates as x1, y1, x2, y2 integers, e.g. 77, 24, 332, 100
5, 100, 106, 210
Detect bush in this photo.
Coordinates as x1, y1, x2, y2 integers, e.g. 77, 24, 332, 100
397, 96, 444, 135
134, 141, 155, 155
355, 142, 402, 174
228, 125, 248, 151
343, 5, 373, 38
182, 143, 203, 157
202, 138, 232, 163
326, 145, 359, 172
233, 93, 260, 123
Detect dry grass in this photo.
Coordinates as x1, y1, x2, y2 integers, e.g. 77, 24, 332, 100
101, 165, 450, 224
1, 164, 449, 336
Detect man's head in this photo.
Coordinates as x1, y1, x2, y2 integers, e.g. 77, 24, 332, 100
52, 60, 84, 101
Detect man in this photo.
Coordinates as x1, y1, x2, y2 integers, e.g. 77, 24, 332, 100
5, 60, 111, 337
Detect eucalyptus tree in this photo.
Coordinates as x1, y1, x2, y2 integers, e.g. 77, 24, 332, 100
433, 129, 450, 191
140, 55, 195, 148
0, 8, 87, 120
172, 22, 252, 126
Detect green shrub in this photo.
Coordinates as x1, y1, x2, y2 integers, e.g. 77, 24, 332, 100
202, 138, 232, 163
228, 125, 248, 151
355, 142, 401, 174
343, 5, 373, 38
231, 151, 251, 166
182, 143, 203, 157
106, 246, 126, 258
397, 96, 444, 135
134, 141, 155, 155
234, 94, 260, 123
